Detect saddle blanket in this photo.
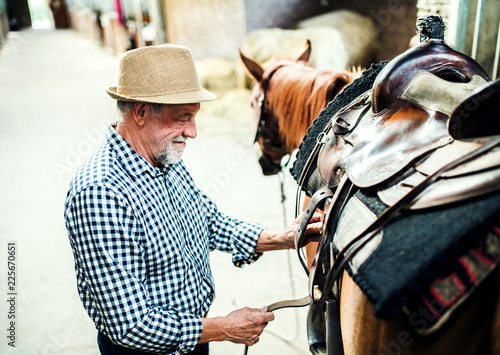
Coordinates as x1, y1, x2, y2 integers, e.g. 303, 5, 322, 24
335, 189, 500, 333
406, 224, 500, 333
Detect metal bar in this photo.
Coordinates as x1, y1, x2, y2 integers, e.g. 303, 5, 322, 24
454, 0, 471, 53
471, 0, 485, 59
493, 20, 500, 79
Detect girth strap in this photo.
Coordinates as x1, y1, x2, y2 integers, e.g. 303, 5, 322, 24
313, 135, 500, 320
295, 187, 334, 275
308, 175, 354, 299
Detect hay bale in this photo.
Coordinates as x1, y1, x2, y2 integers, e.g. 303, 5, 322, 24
238, 27, 349, 88
196, 57, 239, 92
297, 9, 380, 68
240, 26, 349, 71
237, 10, 380, 89
196, 89, 254, 138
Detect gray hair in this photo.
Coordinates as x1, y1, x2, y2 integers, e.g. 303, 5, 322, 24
117, 101, 166, 119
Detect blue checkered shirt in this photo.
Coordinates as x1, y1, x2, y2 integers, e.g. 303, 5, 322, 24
64, 126, 263, 354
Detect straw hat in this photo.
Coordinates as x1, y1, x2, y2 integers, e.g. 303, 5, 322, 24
106, 44, 216, 104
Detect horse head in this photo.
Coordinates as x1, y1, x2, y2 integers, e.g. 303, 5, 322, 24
239, 40, 313, 175
240, 40, 354, 176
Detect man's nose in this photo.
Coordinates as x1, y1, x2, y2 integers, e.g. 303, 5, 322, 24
184, 119, 197, 139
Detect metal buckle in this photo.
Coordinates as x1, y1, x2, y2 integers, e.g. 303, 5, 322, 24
317, 131, 328, 145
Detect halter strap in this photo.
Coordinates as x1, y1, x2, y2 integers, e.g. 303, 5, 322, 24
253, 65, 286, 149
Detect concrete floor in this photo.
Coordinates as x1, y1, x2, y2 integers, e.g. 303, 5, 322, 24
0, 29, 311, 355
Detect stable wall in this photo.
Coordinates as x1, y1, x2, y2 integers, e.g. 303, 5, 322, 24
328, 0, 419, 61
163, 0, 247, 60
163, 0, 418, 62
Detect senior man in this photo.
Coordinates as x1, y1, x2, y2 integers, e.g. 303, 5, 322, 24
64, 44, 321, 355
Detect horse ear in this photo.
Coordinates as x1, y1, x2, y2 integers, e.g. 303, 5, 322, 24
239, 48, 264, 82
296, 39, 312, 63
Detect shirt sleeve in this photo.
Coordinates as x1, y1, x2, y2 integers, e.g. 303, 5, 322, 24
200, 192, 264, 267
65, 184, 202, 354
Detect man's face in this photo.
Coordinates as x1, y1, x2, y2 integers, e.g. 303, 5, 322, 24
146, 103, 200, 166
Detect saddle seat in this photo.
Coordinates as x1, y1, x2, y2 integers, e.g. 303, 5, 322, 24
371, 39, 490, 115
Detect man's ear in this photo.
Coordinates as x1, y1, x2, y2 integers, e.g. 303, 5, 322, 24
132, 102, 149, 126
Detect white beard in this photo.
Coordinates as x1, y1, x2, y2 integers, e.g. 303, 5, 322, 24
155, 137, 186, 165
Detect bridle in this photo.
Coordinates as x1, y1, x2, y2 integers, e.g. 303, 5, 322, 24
253, 65, 290, 172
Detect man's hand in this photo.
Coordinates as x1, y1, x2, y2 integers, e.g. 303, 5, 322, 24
222, 307, 274, 345
255, 212, 323, 252
199, 307, 274, 346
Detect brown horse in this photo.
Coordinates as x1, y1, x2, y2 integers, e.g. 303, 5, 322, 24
240, 41, 361, 269
239, 40, 360, 177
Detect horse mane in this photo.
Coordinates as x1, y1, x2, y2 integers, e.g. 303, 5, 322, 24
264, 60, 359, 153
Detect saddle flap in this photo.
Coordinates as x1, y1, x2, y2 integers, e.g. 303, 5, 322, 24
378, 166, 500, 209
377, 138, 500, 209
318, 92, 371, 188
333, 196, 383, 273
344, 101, 450, 188
416, 138, 500, 177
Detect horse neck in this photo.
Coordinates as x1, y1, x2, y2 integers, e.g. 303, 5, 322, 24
267, 66, 354, 152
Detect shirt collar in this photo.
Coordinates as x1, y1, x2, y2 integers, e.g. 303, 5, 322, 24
106, 125, 171, 179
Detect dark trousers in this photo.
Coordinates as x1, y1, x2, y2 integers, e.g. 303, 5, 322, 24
97, 332, 209, 355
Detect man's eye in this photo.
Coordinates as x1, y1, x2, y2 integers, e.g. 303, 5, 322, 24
178, 115, 191, 122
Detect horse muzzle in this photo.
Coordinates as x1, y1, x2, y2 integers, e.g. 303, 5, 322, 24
258, 153, 282, 176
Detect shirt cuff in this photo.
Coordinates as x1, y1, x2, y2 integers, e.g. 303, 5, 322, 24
177, 314, 203, 354
232, 222, 264, 267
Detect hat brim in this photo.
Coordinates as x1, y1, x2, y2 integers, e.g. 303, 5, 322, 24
106, 86, 217, 104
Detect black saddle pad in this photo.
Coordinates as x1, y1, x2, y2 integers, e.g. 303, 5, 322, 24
343, 189, 500, 329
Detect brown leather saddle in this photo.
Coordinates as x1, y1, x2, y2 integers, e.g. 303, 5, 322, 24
296, 37, 500, 330
317, 39, 492, 192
